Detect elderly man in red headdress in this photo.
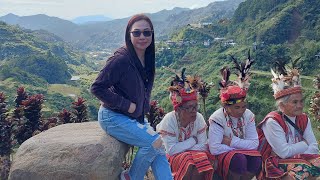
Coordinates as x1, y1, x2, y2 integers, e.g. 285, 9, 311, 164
257, 68, 320, 180
157, 70, 214, 180
208, 63, 262, 180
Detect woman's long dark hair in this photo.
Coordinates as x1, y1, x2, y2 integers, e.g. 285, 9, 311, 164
125, 14, 155, 82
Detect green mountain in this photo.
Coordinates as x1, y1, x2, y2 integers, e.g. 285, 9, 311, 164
191, 0, 320, 75
0, 21, 98, 119
231, 0, 320, 44
0, 21, 90, 84
230, 0, 320, 75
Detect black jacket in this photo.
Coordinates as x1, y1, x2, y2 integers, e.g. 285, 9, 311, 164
91, 47, 154, 123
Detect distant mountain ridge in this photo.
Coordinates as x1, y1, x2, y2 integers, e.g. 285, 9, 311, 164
0, 0, 244, 51
0, 13, 20, 24
72, 15, 113, 24
0, 13, 79, 44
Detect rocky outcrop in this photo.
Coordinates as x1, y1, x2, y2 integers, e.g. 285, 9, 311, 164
9, 121, 129, 180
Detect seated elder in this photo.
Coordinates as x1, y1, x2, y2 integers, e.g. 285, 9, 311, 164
257, 67, 320, 180
157, 70, 214, 180
208, 56, 262, 180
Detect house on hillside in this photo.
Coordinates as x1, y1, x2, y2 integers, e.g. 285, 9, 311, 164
70, 76, 80, 81
204, 39, 211, 47
224, 39, 236, 47
188, 23, 202, 28
201, 22, 212, 28
188, 23, 212, 28
165, 40, 176, 47
214, 37, 225, 41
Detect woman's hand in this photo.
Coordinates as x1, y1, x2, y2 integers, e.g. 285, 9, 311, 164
221, 135, 232, 146
128, 102, 136, 113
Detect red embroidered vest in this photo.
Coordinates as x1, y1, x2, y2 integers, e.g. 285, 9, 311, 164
257, 111, 308, 162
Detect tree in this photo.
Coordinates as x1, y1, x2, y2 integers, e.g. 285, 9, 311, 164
309, 75, 320, 138
72, 97, 88, 123
11, 88, 29, 145
14, 94, 44, 143
14, 87, 28, 108
146, 100, 166, 131
39, 117, 58, 131
58, 109, 73, 124
0, 92, 11, 180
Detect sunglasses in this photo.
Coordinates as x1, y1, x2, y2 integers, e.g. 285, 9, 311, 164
130, 30, 153, 37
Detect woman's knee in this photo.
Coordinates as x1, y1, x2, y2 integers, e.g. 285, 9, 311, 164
138, 137, 165, 156
152, 137, 163, 149
151, 137, 166, 155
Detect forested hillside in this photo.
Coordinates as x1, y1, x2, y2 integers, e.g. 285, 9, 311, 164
0, 22, 89, 83
229, 0, 320, 74
0, 22, 96, 117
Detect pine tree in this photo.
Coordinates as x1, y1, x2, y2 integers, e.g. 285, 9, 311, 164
72, 97, 88, 123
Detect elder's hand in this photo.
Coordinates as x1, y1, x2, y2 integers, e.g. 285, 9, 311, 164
221, 135, 232, 146
302, 138, 309, 146
192, 136, 198, 144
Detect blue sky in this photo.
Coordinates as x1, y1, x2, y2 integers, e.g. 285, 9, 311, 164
0, 0, 221, 20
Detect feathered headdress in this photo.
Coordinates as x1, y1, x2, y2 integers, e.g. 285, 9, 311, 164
219, 50, 254, 105
164, 67, 202, 110
271, 57, 302, 99
230, 50, 254, 89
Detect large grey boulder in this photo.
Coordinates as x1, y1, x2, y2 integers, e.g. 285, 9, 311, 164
9, 121, 129, 180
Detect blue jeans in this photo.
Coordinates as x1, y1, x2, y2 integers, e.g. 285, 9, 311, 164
98, 106, 173, 180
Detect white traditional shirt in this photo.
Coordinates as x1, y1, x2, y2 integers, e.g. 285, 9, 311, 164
156, 111, 208, 156
261, 114, 319, 159
208, 107, 259, 155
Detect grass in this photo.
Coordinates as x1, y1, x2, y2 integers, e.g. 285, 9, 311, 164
48, 84, 81, 97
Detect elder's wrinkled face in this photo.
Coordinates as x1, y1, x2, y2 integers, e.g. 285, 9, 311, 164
225, 101, 247, 118
280, 93, 304, 117
177, 100, 198, 125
